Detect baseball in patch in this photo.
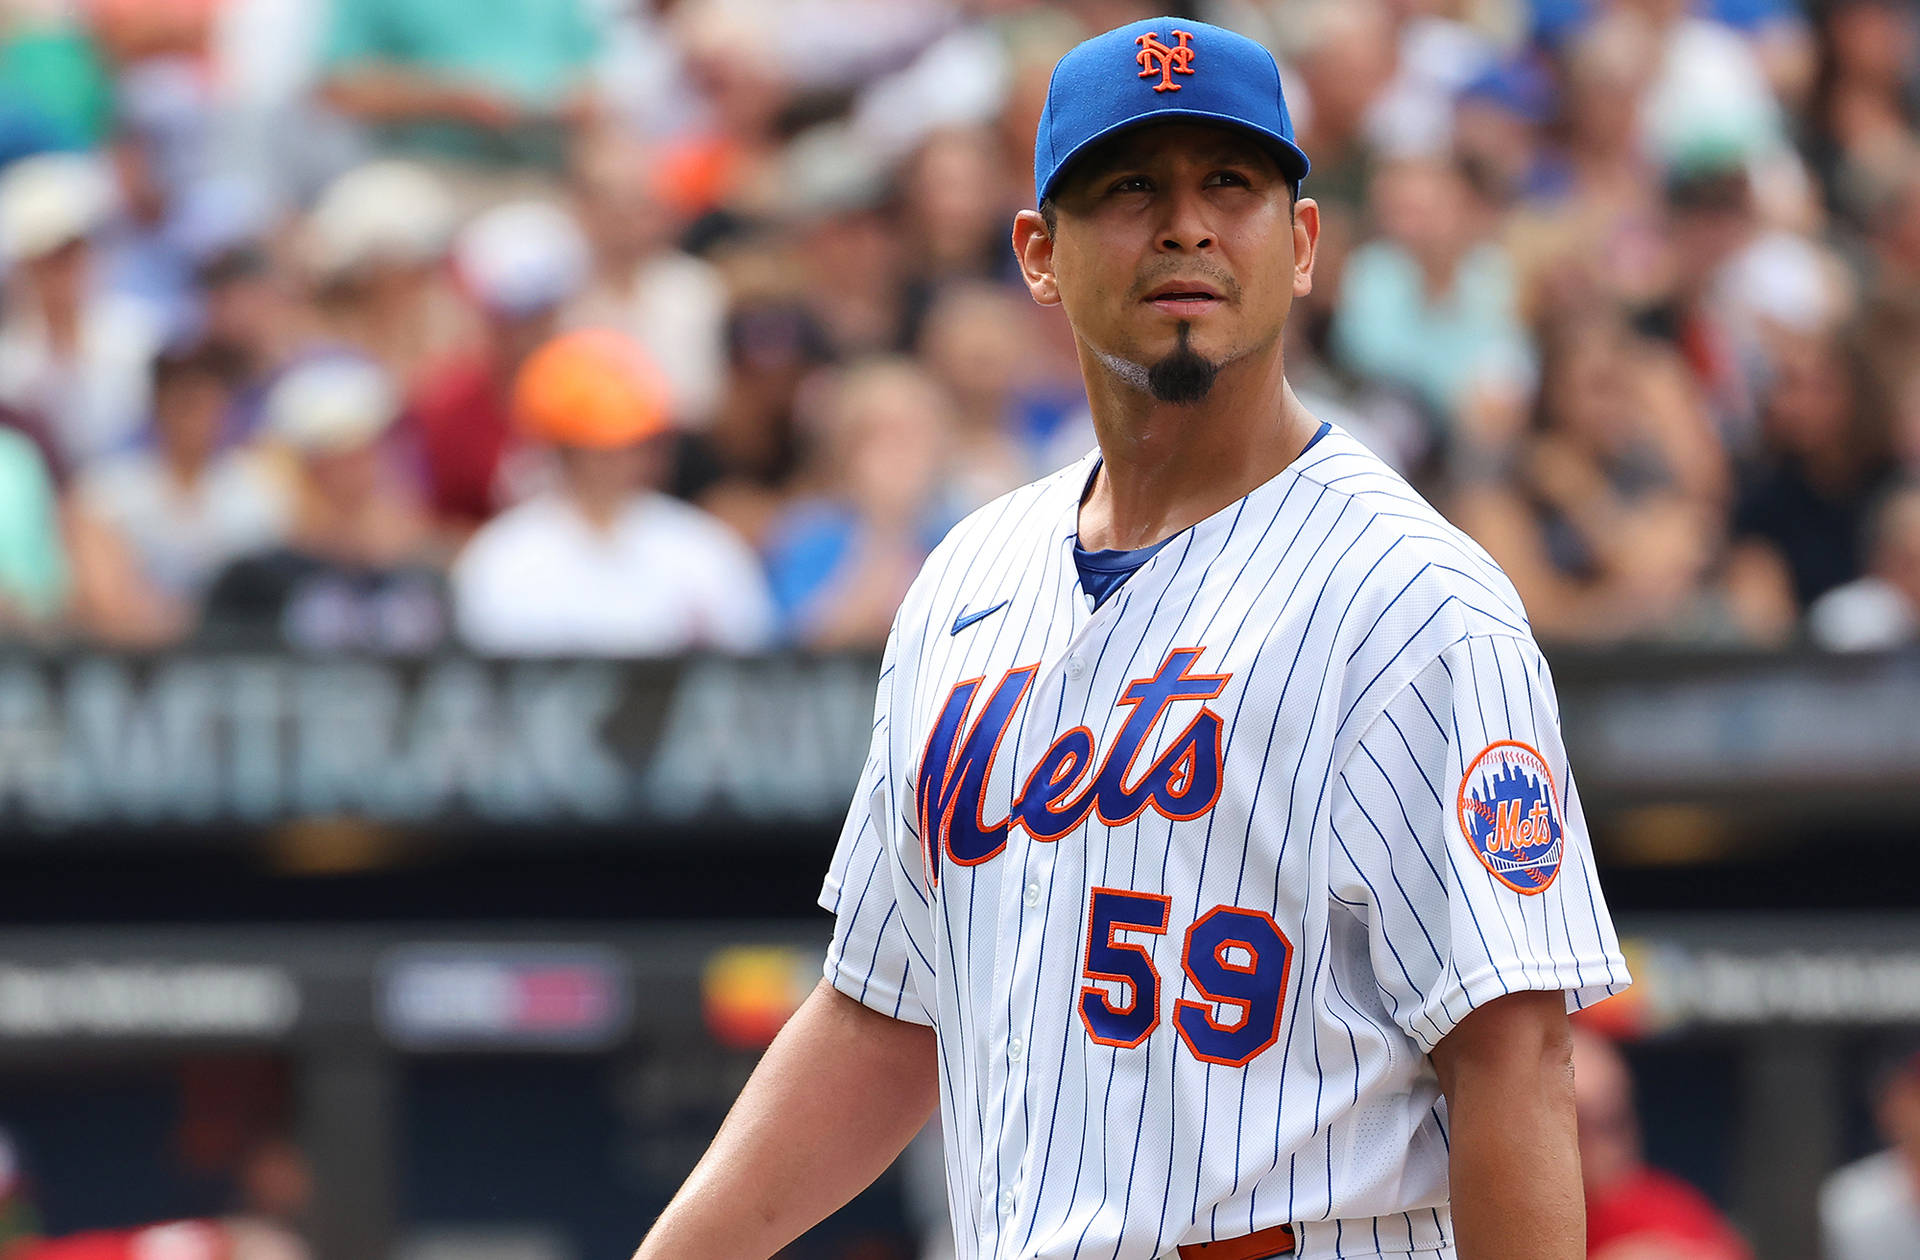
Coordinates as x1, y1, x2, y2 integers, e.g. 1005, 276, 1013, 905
1456, 741, 1564, 894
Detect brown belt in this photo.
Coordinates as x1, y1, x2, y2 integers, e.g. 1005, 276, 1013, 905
1175, 1222, 1296, 1260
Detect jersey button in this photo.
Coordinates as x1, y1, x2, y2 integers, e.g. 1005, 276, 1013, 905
1008, 1036, 1025, 1061
999, 1187, 1017, 1216
1065, 655, 1086, 680
1023, 881, 1042, 907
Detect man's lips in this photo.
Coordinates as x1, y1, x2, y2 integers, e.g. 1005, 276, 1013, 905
1142, 280, 1225, 314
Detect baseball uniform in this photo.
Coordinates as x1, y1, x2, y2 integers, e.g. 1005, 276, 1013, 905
820, 427, 1630, 1259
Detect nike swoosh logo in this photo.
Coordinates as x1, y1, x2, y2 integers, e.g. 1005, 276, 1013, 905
950, 601, 1010, 635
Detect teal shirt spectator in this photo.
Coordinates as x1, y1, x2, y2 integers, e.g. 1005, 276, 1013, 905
0, 24, 113, 154
323, 0, 600, 169
0, 428, 67, 624
1331, 240, 1534, 427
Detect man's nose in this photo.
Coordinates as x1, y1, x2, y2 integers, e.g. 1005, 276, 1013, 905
1155, 184, 1214, 252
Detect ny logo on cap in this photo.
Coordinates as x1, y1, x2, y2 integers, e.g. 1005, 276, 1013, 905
1134, 29, 1195, 92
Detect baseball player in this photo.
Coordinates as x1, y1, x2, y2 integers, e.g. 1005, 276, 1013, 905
634, 17, 1629, 1260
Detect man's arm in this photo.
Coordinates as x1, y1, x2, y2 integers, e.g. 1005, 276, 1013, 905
1430, 989, 1584, 1260
633, 979, 939, 1260
321, 67, 524, 130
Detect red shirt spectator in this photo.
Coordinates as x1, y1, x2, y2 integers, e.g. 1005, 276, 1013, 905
1588, 1166, 1754, 1260
15, 1220, 226, 1260
1576, 1027, 1754, 1260
408, 349, 517, 528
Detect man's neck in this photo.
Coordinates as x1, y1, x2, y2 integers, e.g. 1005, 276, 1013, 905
1077, 348, 1317, 553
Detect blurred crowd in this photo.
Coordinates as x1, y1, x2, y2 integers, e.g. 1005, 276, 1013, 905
0, 0, 1916, 654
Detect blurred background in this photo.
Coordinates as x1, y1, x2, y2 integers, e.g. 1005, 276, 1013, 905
0, 0, 1914, 1257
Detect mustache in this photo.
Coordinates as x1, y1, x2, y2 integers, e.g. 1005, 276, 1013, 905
1128, 264, 1240, 303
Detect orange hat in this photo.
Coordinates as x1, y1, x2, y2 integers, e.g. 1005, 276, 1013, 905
511, 328, 672, 449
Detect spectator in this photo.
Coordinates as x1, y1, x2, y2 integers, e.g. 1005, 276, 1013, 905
896, 126, 1023, 305
300, 159, 467, 389
452, 329, 775, 656
202, 354, 445, 653
97, 54, 225, 335
1821, 1045, 1920, 1260
1574, 1027, 1754, 1260
0, 424, 67, 636
765, 359, 953, 648
411, 198, 590, 532
1450, 312, 1776, 644
646, 8, 792, 222
1729, 329, 1892, 613
196, 238, 308, 444
696, 292, 837, 540
317, 0, 601, 181
68, 341, 289, 643
1506, 19, 1668, 323
226, 1137, 312, 1260
0, 1126, 40, 1252
0, 11, 113, 157
0, 151, 165, 466
564, 130, 728, 428
1808, 479, 1920, 650
1807, 0, 1920, 225
916, 282, 1077, 497
1289, 0, 1399, 217
1331, 155, 1534, 443
13, 1218, 298, 1260
1612, 0, 1790, 182
791, 191, 908, 361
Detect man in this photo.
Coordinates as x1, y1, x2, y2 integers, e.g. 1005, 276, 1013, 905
318, 0, 599, 178
70, 340, 287, 644
0, 151, 164, 466
1821, 1045, 1920, 1260
450, 328, 775, 656
1573, 1029, 1751, 1260
412, 198, 591, 531
202, 354, 444, 653
1808, 479, 1920, 650
634, 18, 1628, 1260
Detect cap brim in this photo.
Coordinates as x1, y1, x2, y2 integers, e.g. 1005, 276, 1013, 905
1041, 110, 1311, 202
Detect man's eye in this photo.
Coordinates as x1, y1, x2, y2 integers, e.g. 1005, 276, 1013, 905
1109, 176, 1151, 193
1207, 170, 1251, 187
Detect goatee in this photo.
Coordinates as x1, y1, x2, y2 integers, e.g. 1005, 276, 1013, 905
1146, 324, 1219, 404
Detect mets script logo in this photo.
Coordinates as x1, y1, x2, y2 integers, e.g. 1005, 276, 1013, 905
1456, 741, 1564, 895
915, 648, 1227, 885
1135, 29, 1195, 92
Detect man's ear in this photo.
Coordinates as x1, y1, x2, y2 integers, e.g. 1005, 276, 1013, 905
1291, 197, 1320, 298
1012, 210, 1061, 307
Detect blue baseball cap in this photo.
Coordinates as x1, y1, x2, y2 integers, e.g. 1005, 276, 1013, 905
1034, 17, 1310, 207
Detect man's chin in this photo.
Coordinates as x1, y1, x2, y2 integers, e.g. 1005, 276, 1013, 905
1146, 343, 1221, 405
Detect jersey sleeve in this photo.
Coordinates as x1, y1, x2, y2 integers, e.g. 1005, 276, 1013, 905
1328, 634, 1629, 1055
818, 635, 935, 1026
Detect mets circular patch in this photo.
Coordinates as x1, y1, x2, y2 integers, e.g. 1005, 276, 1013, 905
1455, 740, 1564, 895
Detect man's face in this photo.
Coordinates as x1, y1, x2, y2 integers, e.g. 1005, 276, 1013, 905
1016, 122, 1316, 405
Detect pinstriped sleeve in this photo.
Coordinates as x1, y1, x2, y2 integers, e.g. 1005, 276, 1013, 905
818, 633, 935, 1027
1328, 634, 1630, 1055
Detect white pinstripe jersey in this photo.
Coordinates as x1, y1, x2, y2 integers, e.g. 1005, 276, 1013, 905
820, 425, 1630, 1260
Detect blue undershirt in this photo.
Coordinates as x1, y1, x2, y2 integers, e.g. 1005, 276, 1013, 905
1072, 421, 1330, 609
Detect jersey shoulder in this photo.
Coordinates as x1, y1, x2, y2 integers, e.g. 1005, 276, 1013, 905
1292, 425, 1532, 643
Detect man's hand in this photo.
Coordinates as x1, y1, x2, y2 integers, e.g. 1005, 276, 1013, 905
1430, 990, 1583, 1260
633, 979, 939, 1260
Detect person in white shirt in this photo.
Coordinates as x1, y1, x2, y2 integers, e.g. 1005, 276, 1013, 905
1822, 1047, 1920, 1260
1808, 480, 1920, 651
73, 341, 291, 639
0, 153, 166, 467
452, 327, 775, 656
